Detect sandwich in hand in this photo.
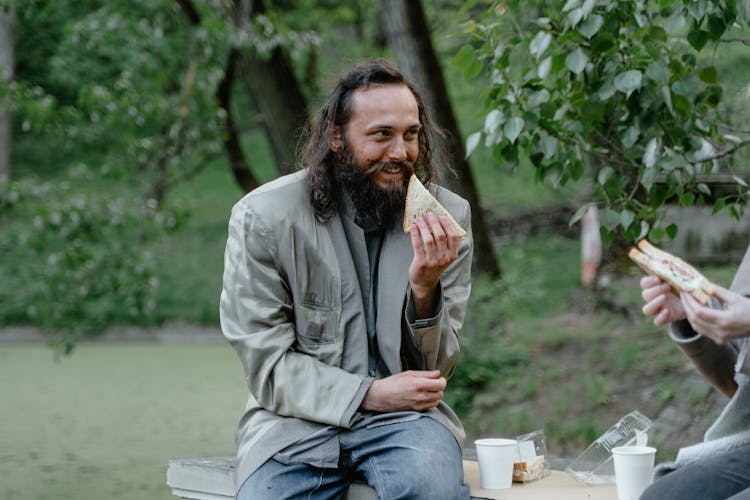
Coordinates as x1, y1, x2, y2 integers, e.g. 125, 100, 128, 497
628, 239, 717, 304
402, 174, 466, 240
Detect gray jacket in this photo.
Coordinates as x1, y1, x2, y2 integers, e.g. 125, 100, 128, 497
655, 244, 750, 477
219, 170, 473, 488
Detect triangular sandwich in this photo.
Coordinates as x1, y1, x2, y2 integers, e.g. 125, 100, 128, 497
402, 174, 466, 240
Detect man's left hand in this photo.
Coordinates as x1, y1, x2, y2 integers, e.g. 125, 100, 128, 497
408, 212, 460, 318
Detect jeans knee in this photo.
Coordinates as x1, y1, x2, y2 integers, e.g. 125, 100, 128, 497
379, 463, 468, 500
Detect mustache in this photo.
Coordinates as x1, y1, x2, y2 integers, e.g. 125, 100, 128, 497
362, 160, 415, 177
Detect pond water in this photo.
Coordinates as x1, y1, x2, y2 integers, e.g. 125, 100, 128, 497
0, 342, 246, 500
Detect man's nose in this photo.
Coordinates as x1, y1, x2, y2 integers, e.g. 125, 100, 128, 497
388, 137, 408, 162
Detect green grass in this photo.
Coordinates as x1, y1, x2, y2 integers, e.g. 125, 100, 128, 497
1, 342, 246, 500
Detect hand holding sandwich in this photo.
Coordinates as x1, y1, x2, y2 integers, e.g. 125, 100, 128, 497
681, 286, 750, 344
640, 275, 687, 326
408, 212, 461, 318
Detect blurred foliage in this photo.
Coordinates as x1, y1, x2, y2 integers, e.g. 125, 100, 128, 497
0, 165, 185, 354
458, 0, 750, 247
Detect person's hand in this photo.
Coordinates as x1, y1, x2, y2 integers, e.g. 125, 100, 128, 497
408, 212, 460, 317
640, 275, 686, 326
360, 370, 446, 412
681, 286, 750, 344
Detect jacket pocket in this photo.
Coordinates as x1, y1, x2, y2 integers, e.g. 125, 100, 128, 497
293, 300, 336, 344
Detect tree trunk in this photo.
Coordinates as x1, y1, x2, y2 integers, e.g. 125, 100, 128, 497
176, 0, 259, 193
217, 47, 260, 192
0, 6, 15, 188
238, 0, 309, 175
378, 0, 500, 277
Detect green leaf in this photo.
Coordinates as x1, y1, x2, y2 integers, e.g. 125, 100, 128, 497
637, 221, 650, 241
465, 131, 482, 158
620, 209, 635, 229
679, 192, 695, 207
648, 226, 666, 244
707, 16, 726, 41
568, 8, 584, 27
597, 166, 614, 186
704, 85, 723, 107
729, 203, 744, 220
672, 78, 699, 97
697, 183, 711, 196
687, 29, 709, 50
641, 164, 657, 191
621, 126, 640, 148
672, 94, 692, 118
667, 14, 686, 35
453, 44, 475, 69
665, 224, 678, 240
527, 89, 550, 107
484, 109, 503, 134
562, 0, 581, 13
614, 70, 642, 97
590, 33, 616, 53
569, 204, 591, 226
599, 208, 620, 230
645, 62, 669, 85
733, 175, 748, 187
565, 48, 587, 75
541, 135, 558, 158
503, 117, 525, 144
648, 26, 667, 42
643, 138, 658, 168
538, 56, 552, 79
580, 0, 596, 17
578, 14, 603, 38
454, 44, 483, 80
530, 31, 552, 59
597, 78, 616, 100
712, 197, 725, 214
698, 66, 717, 84
600, 227, 616, 248
661, 86, 674, 115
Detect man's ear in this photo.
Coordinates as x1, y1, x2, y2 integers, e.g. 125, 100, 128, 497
331, 128, 343, 153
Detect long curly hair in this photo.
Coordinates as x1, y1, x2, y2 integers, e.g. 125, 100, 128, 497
300, 59, 441, 223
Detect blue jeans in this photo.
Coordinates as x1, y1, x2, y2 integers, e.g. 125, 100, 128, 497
640, 441, 750, 500
237, 417, 469, 500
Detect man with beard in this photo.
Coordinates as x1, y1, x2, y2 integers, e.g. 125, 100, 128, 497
220, 59, 473, 499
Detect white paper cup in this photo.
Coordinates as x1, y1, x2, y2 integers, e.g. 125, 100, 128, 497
474, 438, 518, 490
612, 445, 656, 500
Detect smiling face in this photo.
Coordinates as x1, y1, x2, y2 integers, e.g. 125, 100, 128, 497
337, 83, 421, 191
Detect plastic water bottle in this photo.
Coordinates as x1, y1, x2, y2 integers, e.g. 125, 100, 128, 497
565, 411, 653, 485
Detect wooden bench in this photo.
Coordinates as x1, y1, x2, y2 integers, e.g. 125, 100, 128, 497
166, 456, 617, 499
166, 456, 376, 500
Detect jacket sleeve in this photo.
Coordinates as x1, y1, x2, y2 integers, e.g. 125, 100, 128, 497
668, 319, 739, 397
668, 245, 750, 396
402, 201, 473, 379
220, 201, 365, 427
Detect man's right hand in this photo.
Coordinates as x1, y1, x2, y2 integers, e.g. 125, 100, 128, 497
640, 275, 686, 326
361, 370, 446, 413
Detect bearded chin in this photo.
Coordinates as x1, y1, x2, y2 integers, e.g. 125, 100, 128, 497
335, 154, 410, 232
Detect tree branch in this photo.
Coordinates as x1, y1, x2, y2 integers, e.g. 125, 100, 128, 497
697, 137, 750, 162
175, 0, 201, 25
719, 38, 750, 46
